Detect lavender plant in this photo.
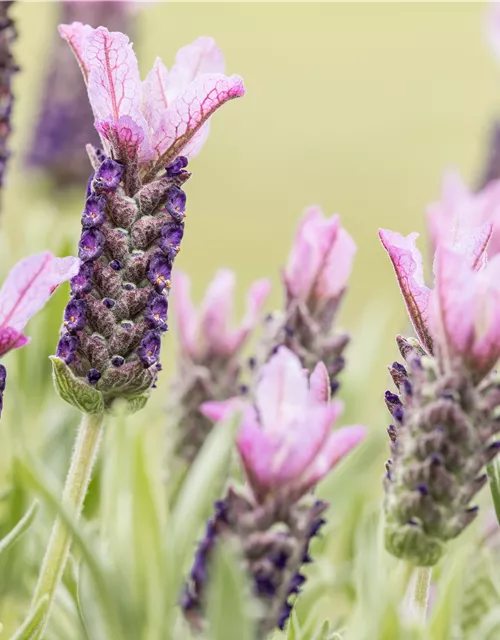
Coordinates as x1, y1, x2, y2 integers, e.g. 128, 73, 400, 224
19, 22, 245, 636
183, 347, 365, 634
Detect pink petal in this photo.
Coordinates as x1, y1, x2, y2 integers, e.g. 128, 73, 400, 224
237, 415, 277, 498
379, 229, 433, 353
284, 208, 340, 300
198, 269, 236, 355
301, 425, 366, 491
255, 347, 309, 435
142, 57, 170, 131
171, 270, 198, 358
0, 328, 29, 357
430, 246, 476, 363
58, 22, 93, 81
150, 73, 245, 163
470, 254, 500, 374
83, 27, 151, 160
486, 1, 500, 63
0, 253, 79, 334
95, 115, 152, 164
225, 278, 271, 354
200, 397, 245, 423
308, 361, 330, 404
167, 37, 225, 101
314, 226, 357, 302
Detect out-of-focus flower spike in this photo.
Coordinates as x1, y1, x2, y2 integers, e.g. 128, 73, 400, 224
171, 269, 270, 462
184, 348, 365, 632
0, 1, 17, 193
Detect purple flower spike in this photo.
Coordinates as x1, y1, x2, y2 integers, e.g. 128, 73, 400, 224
137, 330, 161, 366
56, 334, 79, 364
79, 229, 105, 261
165, 187, 186, 222
147, 253, 172, 293
81, 194, 107, 228
165, 156, 188, 177
93, 158, 124, 192
64, 299, 87, 332
70, 261, 94, 297
145, 292, 168, 331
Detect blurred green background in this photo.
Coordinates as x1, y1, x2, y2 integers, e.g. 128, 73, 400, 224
1, 2, 500, 638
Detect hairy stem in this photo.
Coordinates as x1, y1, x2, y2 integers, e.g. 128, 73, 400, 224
30, 411, 104, 635
487, 460, 500, 526
413, 566, 432, 623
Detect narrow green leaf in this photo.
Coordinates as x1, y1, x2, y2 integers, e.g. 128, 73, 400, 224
207, 543, 255, 640
0, 500, 38, 556
287, 610, 303, 640
9, 595, 48, 640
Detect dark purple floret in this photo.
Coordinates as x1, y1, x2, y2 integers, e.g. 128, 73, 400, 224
145, 293, 168, 331
87, 368, 101, 384
111, 355, 125, 367
137, 330, 162, 366
85, 173, 94, 198
392, 362, 407, 376
81, 194, 107, 228
56, 334, 79, 364
160, 221, 184, 259
103, 298, 115, 309
278, 603, 293, 630
109, 259, 123, 271
165, 155, 188, 177
93, 158, 123, 191
254, 573, 276, 597
63, 299, 87, 332
79, 229, 105, 261
288, 573, 306, 595
385, 391, 403, 419
147, 253, 172, 293
70, 261, 94, 297
164, 186, 186, 222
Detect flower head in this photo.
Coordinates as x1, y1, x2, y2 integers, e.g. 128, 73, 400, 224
59, 24, 245, 177
427, 171, 500, 256
172, 269, 270, 361
202, 347, 365, 501
284, 206, 356, 310
379, 224, 500, 379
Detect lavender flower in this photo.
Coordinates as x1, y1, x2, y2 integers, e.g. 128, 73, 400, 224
380, 227, 500, 566
0, 1, 17, 192
170, 270, 270, 462
265, 207, 356, 392
51, 24, 245, 414
183, 348, 365, 633
26, 2, 133, 187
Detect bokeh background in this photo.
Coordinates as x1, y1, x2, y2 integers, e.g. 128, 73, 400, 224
1, 2, 500, 638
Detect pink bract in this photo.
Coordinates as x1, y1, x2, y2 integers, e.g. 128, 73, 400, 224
172, 269, 270, 361
0, 252, 79, 357
59, 24, 245, 171
201, 347, 366, 502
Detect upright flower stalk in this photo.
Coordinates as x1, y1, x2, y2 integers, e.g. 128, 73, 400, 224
26, 2, 134, 188
267, 206, 356, 392
183, 347, 365, 633
380, 223, 500, 568
171, 270, 270, 462
0, 1, 18, 193
25, 22, 244, 634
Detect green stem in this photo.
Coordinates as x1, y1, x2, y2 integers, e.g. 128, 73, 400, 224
487, 459, 500, 526
30, 412, 104, 635
413, 566, 432, 622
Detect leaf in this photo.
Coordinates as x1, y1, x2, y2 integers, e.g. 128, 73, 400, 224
0, 500, 38, 556
50, 356, 104, 414
206, 543, 255, 640
9, 595, 49, 640
287, 610, 303, 640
